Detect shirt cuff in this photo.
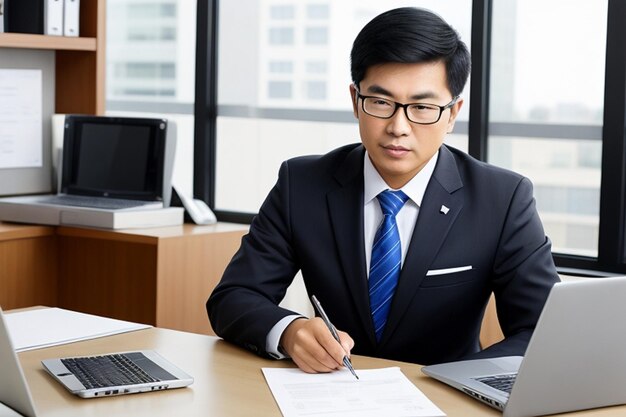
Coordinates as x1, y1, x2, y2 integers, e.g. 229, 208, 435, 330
266, 315, 304, 359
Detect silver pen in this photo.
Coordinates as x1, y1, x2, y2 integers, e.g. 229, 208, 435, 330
310, 295, 359, 380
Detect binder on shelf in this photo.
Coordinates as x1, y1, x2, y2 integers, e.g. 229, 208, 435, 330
63, 0, 79, 37
44, 0, 63, 36
1, 0, 5, 33
3, 0, 44, 35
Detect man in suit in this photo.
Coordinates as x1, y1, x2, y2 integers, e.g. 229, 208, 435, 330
207, 7, 559, 372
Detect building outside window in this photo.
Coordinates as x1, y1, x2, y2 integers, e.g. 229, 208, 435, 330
106, 0, 197, 196
488, 0, 607, 257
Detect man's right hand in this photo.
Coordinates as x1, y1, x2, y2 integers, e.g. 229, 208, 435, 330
279, 317, 355, 374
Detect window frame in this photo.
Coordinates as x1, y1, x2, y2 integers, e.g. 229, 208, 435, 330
194, 0, 626, 274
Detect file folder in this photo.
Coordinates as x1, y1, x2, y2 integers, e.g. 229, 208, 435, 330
63, 0, 79, 37
3, 0, 44, 34
44, 0, 63, 36
0, 0, 5, 33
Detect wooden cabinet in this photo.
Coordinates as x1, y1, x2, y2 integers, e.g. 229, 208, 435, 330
0, 222, 248, 336
0, 0, 105, 114
0, 224, 58, 310
55, 223, 248, 335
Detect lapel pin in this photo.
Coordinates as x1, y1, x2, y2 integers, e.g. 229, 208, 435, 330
440, 205, 450, 215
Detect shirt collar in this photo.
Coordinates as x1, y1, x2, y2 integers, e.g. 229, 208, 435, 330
363, 149, 439, 207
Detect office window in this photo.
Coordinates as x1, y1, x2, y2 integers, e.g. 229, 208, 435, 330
118, 63, 176, 79
128, 3, 177, 18
269, 27, 295, 45
269, 61, 293, 73
128, 4, 160, 17
306, 61, 327, 74
161, 3, 177, 17
307, 4, 330, 19
268, 81, 292, 99
161, 27, 177, 41
270, 5, 295, 20
106, 0, 197, 196
216, 1, 471, 213
305, 27, 328, 45
488, 0, 608, 257
305, 81, 326, 100
128, 27, 177, 41
117, 88, 176, 97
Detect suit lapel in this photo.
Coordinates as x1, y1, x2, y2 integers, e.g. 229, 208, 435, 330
326, 145, 377, 344
379, 146, 465, 346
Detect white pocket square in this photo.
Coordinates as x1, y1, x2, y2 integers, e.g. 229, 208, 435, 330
426, 265, 473, 276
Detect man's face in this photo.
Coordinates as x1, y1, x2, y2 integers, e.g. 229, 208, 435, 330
350, 61, 463, 189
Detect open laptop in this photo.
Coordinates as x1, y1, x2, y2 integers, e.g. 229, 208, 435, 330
0, 308, 38, 417
42, 349, 194, 399
0, 115, 177, 227
422, 276, 626, 417
0, 307, 193, 408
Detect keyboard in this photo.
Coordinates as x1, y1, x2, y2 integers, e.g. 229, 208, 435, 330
40, 195, 158, 210
474, 372, 517, 394
61, 353, 159, 389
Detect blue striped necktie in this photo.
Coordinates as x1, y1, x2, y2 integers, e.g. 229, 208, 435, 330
369, 189, 409, 342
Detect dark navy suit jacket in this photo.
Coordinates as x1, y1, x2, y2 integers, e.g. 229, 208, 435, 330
207, 144, 560, 365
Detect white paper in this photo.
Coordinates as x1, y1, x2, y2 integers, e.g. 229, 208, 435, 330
4, 308, 151, 352
262, 367, 445, 417
0, 69, 43, 169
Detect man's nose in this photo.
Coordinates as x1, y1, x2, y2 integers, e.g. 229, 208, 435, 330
386, 106, 412, 136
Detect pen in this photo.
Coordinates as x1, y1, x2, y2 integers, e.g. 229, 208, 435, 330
310, 295, 359, 380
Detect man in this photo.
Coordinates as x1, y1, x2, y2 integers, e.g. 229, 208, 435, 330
207, 7, 559, 373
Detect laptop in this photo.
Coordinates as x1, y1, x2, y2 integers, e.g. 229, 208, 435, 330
42, 349, 194, 399
0, 309, 38, 417
0, 307, 193, 407
0, 115, 178, 228
422, 276, 626, 417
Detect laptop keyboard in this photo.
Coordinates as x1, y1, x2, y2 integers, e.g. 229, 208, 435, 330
61, 353, 160, 389
474, 372, 518, 394
40, 195, 154, 210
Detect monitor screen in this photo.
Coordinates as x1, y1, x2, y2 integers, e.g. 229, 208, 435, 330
61, 116, 167, 201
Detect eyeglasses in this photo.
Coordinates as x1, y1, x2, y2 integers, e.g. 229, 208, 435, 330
355, 90, 459, 125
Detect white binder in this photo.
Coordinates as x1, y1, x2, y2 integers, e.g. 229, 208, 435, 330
0, 0, 5, 33
44, 0, 64, 36
63, 0, 79, 37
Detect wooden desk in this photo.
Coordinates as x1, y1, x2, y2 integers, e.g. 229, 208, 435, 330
16, 327, 626, 417
0, 222, 248, 335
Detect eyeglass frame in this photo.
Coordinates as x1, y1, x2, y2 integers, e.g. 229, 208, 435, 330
354, 89, 459, 125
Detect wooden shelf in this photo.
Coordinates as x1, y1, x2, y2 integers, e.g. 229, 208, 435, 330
0, 1, 105, 114
0, 33, 97, 51
0, 223, 55, 242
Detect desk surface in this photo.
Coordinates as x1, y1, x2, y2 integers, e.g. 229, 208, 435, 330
18, 327, 625, 417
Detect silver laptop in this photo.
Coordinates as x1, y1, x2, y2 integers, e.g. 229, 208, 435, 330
422, 276, 626, 417
42, 349, 194, 399
0, 308, 38, 417
0, 115, 176, 227
0, 307, 192, 407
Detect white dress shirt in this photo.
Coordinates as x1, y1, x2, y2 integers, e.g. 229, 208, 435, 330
363, 150, 437, 272
265, 150, 439, 358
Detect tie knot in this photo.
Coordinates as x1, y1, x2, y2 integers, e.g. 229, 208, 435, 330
377, 190, 409, 217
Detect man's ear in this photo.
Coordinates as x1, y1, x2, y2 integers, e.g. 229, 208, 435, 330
446, 97, 464, 133
349, 84, 359, 119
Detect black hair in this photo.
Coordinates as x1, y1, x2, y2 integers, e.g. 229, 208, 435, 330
350, 7, 470, 97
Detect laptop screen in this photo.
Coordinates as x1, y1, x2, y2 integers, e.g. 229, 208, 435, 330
60, 116, 167, 201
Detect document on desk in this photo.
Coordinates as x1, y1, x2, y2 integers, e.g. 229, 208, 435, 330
262, 367, 445, 417
5, 308, 151, 352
